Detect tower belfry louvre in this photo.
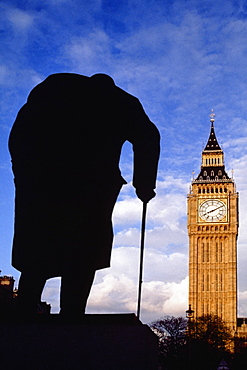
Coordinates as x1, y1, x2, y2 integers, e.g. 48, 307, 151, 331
187, 112, 239, 332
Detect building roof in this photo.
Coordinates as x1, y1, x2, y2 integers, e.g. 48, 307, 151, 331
196, 166, 230, 182
194, 114, 232, 183
204, 121, 222, 152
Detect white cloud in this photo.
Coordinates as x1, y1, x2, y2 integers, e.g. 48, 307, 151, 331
41, 277, 61, 313
114, 224, 187, 253
113, 197, 142, 225
143, 250, 188, 283
87, 272, 188, 324
114, 176, 189, 227
63, 31, 113, 73
157, 177, 190, 192
113, 186, 188, 255
147, 194, 187, 227
227, 154, 247, 249
0, 65, 10, 85
7, 8, 34, 31
141, 277, 189, 323
239, 290, 247, 317
87, 248, 188, 323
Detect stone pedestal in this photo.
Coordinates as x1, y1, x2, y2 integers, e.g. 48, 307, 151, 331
0, 314, 158, 369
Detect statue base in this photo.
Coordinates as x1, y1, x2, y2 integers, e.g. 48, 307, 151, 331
0, 314, 158, 369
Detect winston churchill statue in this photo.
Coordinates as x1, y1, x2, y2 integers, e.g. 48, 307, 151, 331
9, 73, 160, 318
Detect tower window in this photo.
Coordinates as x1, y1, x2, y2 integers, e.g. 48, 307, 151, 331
220, 241, 223, 262
206, 274, 209, 291
215, 187, 218, 193
198, 188, 201, 194
211, 170, 214, 176
224, 188, 227, 193
220, 273, 223, 291
218, 170, 222, 176
215, 176, 218, 180
204, 171, 207, 176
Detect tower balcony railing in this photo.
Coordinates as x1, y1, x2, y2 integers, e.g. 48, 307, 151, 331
192, 178, 233, 184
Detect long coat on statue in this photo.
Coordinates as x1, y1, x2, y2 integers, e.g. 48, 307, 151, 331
9, 73, 160, 278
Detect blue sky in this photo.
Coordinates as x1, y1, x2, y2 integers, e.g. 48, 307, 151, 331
1, 0, 247, 323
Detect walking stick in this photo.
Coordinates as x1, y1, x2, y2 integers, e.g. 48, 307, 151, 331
137, 201, 147, 320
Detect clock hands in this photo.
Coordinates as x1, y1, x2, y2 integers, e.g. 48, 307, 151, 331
204, 204, 224, 216
199, 200, 226, 222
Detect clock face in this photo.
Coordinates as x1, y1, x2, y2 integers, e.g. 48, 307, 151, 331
199, 199, 226, 222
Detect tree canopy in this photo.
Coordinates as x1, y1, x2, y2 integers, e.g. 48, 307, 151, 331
150, 314, 234, 370
150, 316, 187, 369
190, 314, 233, 351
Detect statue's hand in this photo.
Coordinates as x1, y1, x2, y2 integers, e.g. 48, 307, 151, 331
136, 188, 156, 203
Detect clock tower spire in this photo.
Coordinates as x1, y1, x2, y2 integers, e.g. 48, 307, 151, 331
187, 112, 239, 333
197, 111, 229, 182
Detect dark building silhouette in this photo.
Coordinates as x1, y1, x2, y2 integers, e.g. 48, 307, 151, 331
0, 274, 16, 315
0, 272, 51, 318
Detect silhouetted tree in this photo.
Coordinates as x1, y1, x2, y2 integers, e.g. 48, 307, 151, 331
190, 314, 233, 352
150, 315, 235, 370
150, 316, 187, 369
189, 314, 234, 370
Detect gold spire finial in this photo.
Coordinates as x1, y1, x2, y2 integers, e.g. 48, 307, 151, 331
210, 109, 215, 122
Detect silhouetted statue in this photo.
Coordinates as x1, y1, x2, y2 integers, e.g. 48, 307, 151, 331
9, 73, 160, 318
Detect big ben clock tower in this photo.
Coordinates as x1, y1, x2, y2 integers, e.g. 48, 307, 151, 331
187, 111, 239, 332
